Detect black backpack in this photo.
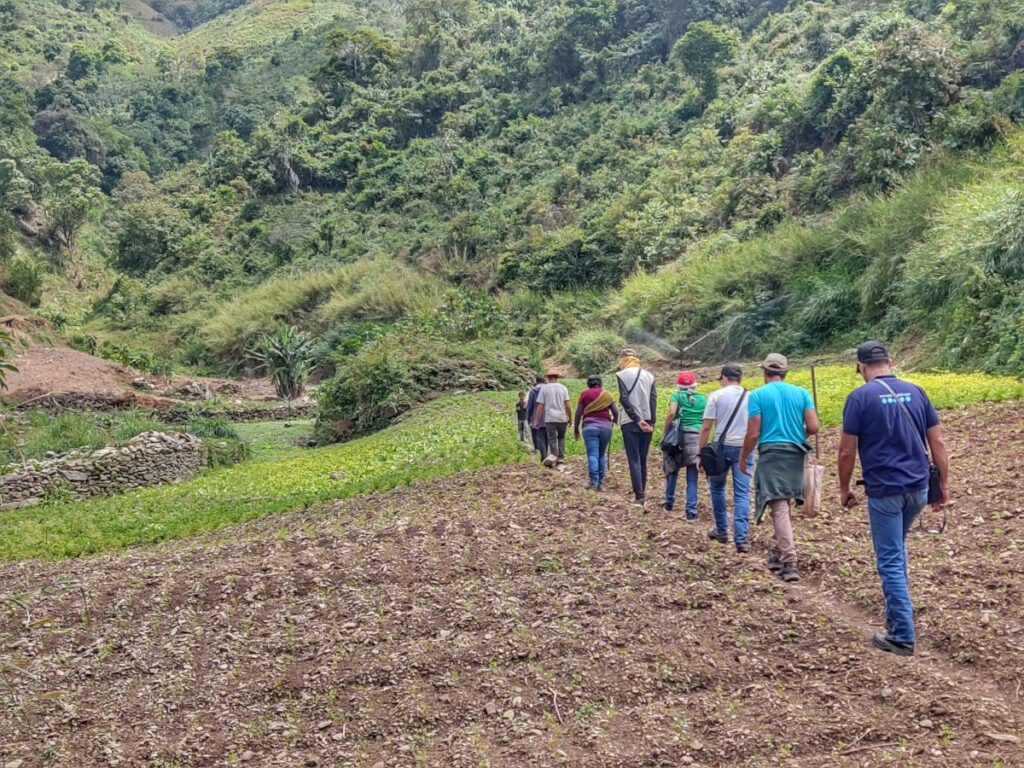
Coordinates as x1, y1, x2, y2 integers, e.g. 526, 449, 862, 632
699, 391, 747, 476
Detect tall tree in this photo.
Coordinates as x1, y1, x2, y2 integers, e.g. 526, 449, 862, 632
671, 21, 737, 101
41, 158, 103, 265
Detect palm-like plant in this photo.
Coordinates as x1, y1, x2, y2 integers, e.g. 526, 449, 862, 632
249, 325, 316, 401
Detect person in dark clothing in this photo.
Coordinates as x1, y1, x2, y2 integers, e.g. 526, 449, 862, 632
574, 376, 619, 491
525, 375, 547, 462
616, 349, 657, 508
838, 340, 949, 658
516, 391, 530, 442
535, 371, 572, 466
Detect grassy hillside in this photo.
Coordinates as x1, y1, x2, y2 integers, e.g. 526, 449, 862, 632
179, 0, 395, 51
0, 0, 165, 77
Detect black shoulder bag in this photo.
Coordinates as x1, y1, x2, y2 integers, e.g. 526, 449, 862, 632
699, 390, 746, 477
876, 379, 945, 530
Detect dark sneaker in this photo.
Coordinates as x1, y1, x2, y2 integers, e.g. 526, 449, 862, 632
735, 542, 750, 553
872, 633, 914, 657
597, 483, 605, 492
630, 497, 645, 509
767, 552, 783, 573
706, 528, 728, 544
662, 502, 674, 512
779, 564, 800, 582
685, 513, 698, 522
586, 482, 599, 492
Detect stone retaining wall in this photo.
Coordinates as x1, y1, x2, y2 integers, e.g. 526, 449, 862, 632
9, 392, 314, 422
0, 431, 208, 510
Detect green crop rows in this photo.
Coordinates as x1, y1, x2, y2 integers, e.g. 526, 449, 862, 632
1, 366, 1020, 561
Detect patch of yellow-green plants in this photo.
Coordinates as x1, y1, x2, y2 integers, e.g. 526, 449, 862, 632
0, 366, 1020, 561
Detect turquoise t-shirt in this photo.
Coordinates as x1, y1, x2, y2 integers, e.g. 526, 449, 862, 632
747, 381, 814, 445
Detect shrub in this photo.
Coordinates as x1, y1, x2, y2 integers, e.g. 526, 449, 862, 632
902, 175, 1024, 370
312, 321, 385, 377
314, 346, 411, 443
108, 411, 168, 442
564, 329, 627, 375
314, 338, 532, 443
201, 437, 250, 467
248, 325, 316, 400
187, 416, 240, 439
96, 341, 173, 376
2, 255, 43, 307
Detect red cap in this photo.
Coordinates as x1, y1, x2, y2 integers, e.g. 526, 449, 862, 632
677, 371, 696, 386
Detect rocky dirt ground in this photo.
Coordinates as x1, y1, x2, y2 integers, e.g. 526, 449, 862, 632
1, 400, 1023, 767
1, 347, 278, 405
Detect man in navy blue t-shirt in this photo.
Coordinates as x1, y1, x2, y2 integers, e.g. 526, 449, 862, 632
838, 341, 949, 658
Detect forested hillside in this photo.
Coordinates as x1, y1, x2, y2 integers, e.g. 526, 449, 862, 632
1, 0, 1023, 438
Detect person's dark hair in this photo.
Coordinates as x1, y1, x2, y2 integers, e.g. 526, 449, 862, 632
535, 374, 545, 384
587, 376, 602, 388
518, 391, 525, 396
721, 363, 743, 382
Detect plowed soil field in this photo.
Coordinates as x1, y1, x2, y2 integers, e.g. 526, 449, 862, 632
2, 400, 1023, 767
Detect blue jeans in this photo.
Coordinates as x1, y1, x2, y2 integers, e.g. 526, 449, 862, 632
665, 465, 699, 515
581, 426, 612, 485
622, 424, 652, 500
868, 491, 927, 643
708, 445, 753, 544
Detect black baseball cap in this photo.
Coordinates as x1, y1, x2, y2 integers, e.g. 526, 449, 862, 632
856, 340, 889, 362
721, 363, 743, 380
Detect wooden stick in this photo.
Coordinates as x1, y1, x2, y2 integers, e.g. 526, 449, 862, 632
551, 690, 565, 726
810, 365, 820, 460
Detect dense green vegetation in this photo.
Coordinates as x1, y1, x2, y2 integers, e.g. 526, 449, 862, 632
0, 407, 253, 466
2, 366, 1022, 560
0, 0, 1022, 443
0, 408, 166, 463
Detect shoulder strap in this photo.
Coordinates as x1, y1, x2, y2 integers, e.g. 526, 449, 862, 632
876, 379, 930, 459
716, 390, 747, 445
621, 368, 643, 400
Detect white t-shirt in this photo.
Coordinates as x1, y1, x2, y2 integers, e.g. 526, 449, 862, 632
537, 382, 570, 423
703, 384, 748, 447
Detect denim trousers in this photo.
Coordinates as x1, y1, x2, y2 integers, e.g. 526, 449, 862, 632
708, 445, 753, 544
665, 465, 699, 515
621, 424, 652, 500
868, 491, 926, 643
581, 426, 612, 485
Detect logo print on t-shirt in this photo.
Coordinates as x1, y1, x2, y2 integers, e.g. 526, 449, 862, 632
878, 394, 912, 405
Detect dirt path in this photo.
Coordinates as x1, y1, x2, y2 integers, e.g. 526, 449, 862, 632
2, 400, 1024, 766
1, 346, 279, 404
790, 577, 1024, 725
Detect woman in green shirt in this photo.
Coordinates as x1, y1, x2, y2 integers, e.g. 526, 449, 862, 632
662, 371, 707, 517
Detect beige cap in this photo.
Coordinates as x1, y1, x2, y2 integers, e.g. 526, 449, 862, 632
760, 353, 788, 373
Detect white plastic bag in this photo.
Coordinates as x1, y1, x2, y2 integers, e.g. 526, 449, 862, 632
803, 458, 824, 517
